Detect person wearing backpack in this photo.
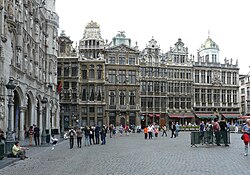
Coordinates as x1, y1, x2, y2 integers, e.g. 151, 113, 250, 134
68, 128, 76, 149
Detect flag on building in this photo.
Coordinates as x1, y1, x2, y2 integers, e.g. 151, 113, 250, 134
57, 80, 63, 93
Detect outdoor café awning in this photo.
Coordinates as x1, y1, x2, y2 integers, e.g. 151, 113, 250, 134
155, 114, 160, 117
238, 116, 250, 120
168, 114, 194, 118
196, 114, 217, 119
148, 114, 154, 117
222, 113, 240, 119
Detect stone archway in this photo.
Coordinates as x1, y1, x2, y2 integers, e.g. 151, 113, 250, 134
13, 86, 25, 140
25, 91, 35, 130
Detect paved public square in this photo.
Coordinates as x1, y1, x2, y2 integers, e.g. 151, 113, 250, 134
0, 131, 249, 175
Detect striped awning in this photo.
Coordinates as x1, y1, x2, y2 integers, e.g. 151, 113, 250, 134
196, 114, 217, 119
222, 113, 240, 119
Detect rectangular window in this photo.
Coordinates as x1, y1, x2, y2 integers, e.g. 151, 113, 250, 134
109, 57, 115, 64
221, 72, 225, 84
108, 70, 116, 83
155, 97, 160, 108
82, 107, 87, 114
128, 58, 135, 65
232, 72, 237, 85
71, 63, 78, 76
227, 72, 231, 84
148, 97, 153, 108
160, 82, 166, 92
161, 97, 166, 108
148, 67, 153, 76
128, 70, 136, 84
241, 88, 245, 94
57, 67, 61, 76
169, 97, 173, 109
201, 89, 206, 102
233, 90, 237, 103
141, 81, 146, 92
213, 89, 220, 104
64, 64, 69, 76
187, 98, 191, 109
227, 90, 232, 103
119, 70, 126, 83
195, 89, 200, 103
207, 70, 211, 84
141, 97, 147, 108
181, 97, 185, 109
71, 82, 77, 89
222, 90, 226, 103
207, 89, 212, 103
82, 65, 87, 80
141, 67, 146, 77
154, 81, 160, 92
148, 81, 153, 92
89, 107, 95, 113
201, 70, 205, 83
119, 57, 126, 65
109, 91, 115, 105
82, 86, 87, 101
175, 97, 179, 109
154, 68, 159, 77
97, 107, 103, 114
195, 70, 199, 83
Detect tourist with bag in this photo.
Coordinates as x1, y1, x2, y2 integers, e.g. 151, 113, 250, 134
241, 119, 250, 156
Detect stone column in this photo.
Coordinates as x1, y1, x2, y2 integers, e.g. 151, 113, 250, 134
19, 107, 26, 141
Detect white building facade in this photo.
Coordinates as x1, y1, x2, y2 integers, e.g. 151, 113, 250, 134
0, 0, 60, 140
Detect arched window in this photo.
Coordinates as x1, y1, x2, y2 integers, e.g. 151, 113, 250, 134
120, 91, 125, 105
97, 65, 102, 80
129, 91, 135, 105
89, 65, 95, 80
109, 91, 115, 105
82, 65, 87, 79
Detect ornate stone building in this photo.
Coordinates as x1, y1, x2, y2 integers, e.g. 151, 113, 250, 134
139, 38, 193, 128
165, 39, 194, 125
0, 0, 59, 140
239, 73, 250, 116
57, 21, 241, 128
58, 21, 106, 129
193, 36, 240, 123
104, 31, 140, 127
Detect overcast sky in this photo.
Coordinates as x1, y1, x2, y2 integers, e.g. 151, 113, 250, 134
55, 0, 250, 74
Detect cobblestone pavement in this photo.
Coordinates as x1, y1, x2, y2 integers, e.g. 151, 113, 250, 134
0, 132, 249, 175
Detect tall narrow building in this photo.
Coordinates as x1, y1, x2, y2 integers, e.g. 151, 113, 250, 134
193, 36, 240, 123
104, 31, 140, 127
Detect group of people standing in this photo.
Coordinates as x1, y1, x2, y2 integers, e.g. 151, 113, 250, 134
143, 122, 181, 139
67, 125, 107, 149
199, 118, 229, 147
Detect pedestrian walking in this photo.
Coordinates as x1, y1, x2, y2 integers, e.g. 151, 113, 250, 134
148, 125, 153, 139
68, 128, 76, 149
241, 119, 250, 156
109, 124, 113, 138
213, 118, 221, 146
33, 125, 40, 146
161, 125, 167, 137
170, 122, 176, 138
125, 125, 129, 136
100, 125, 107, 145
84, 126, 90, 146
76, 127, 83, 148
144, 126, 148, 139
219, 117, 229, 146
28, 126, 34, 146
175, 122, 180, 137
89, 126, 95, 145
95, 125, 100, 144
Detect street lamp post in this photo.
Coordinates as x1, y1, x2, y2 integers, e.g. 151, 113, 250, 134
5, 78, 16, 154
41, 97, 48, 144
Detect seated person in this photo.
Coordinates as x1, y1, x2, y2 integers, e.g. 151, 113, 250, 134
12, 141, 28, 160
